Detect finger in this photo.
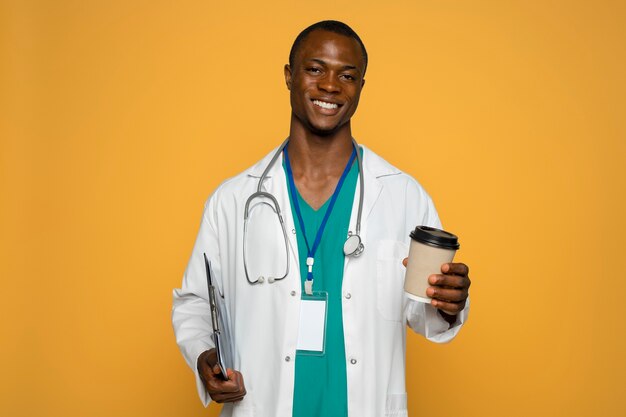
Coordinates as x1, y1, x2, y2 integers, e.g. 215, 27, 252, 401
209, 375, 246, 403
227, 393, 247, 402
431, 298, 466, 314
428, 273, 470, 289
231, 371, 247, 393
197, 349, 218, 379
402, 257, 408, 267
201, 365, 224, 386
212, 391, 246, 403
426, 286, 468, 303
212, 394, 233, 404
441, 262, 469, 276
210, 370, 246, 392
206, 377, 243, 394
198, 363, 218, 383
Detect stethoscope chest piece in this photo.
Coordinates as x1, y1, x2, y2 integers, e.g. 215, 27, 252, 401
343, 233, 364, 257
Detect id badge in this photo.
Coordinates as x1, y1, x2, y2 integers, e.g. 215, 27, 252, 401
296, 291, 328, 356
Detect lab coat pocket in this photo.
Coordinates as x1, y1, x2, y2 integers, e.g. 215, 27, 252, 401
385, 392, 408, 417
376, 240, 409, 322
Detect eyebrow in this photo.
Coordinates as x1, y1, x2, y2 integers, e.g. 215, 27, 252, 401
309, 58, 359, 72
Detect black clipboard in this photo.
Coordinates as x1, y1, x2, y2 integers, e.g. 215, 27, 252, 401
203, 253, 234, 380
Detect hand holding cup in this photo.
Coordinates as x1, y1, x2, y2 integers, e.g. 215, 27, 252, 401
402, 259, 470, 316
402, 226, 470, 318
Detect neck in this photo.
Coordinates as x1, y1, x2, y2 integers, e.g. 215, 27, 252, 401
286, 119, 354, 178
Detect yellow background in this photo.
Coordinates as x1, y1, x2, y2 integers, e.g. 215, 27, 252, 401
2, 0, 625, 416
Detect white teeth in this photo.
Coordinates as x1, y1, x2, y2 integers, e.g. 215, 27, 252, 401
313, 100, 338, 110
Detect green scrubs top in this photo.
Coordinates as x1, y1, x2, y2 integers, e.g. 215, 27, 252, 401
284, 153, 359, 417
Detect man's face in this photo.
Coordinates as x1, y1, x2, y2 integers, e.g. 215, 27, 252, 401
285, 30, 366, 136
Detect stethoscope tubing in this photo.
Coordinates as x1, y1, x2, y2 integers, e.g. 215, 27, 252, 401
243, 137, 365, 285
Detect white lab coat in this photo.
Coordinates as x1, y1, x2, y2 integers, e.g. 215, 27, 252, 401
172, 145, 469, 417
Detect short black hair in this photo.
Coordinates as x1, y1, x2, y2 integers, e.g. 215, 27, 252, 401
288, 20, 368, 76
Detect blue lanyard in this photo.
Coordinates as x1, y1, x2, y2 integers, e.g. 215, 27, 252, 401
284, 144, 357, 294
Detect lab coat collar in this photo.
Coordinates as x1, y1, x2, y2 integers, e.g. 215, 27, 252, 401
246, 142, 401, 181
245, 142, 401, 229
246, 143, 286, 180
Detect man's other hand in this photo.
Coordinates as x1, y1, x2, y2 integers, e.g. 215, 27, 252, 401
197, 349, 247, 403
402, 259, 471, 319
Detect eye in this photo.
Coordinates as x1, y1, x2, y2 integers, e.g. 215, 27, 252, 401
306, 67, 322, 74
341, 74, 356, 81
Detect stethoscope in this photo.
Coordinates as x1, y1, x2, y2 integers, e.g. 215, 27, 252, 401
243, 137, 365, 285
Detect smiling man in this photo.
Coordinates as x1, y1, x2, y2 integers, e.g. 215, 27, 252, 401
172, 20, 470, 417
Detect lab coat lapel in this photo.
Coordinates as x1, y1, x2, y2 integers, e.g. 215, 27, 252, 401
361, 146, 385, 225
347, 145, 384, 240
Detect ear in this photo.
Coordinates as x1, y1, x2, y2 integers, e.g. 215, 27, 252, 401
284, 64, 292, 90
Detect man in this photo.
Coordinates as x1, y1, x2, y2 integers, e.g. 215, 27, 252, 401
172, 20, 471, 417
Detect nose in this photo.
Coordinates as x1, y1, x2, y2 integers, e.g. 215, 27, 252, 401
318, 72, 341, 94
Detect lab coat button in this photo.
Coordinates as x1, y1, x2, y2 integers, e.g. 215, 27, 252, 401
350, 358, 357, 365
344, 292, 352, 299
292, 229, 296, 234
285, 356, 291, 362
290, 291, 297, 296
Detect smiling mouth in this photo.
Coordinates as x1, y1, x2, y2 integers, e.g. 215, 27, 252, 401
312, 99, 340, 110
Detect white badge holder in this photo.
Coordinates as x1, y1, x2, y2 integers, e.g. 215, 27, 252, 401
296, 291, 328, 356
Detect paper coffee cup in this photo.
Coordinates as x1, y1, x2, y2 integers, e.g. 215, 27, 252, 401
404, 226, 460, 303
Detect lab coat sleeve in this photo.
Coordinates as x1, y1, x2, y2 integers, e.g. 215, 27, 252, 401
172, 189, 223, 407
404, 178, 470, 343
